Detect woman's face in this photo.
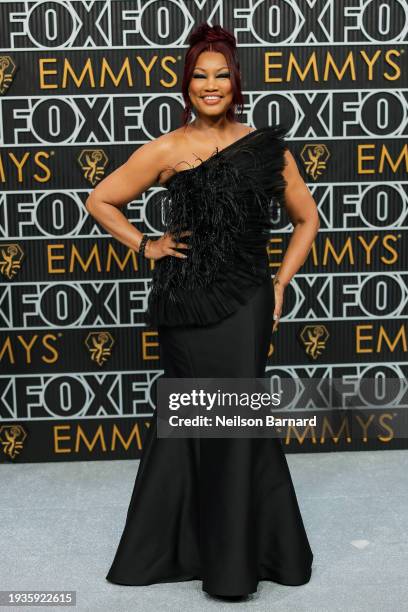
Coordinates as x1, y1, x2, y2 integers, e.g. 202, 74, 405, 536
188, 51, 234, 118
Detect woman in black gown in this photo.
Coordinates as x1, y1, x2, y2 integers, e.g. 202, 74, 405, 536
86, 23, 320, 600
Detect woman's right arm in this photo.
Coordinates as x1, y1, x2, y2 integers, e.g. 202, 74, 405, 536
85, 136, 190, 260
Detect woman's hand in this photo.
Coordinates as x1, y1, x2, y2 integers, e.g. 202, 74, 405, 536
272, 277, 285, 333
144, 230, 192, 261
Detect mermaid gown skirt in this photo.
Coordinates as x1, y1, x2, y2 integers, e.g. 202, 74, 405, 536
106, 276, 313, 596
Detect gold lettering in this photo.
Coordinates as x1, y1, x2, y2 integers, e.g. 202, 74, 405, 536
100, 57, 131, 87
287, 52, 319, 81
377, 326, 407, 353
75, 425, 107, 452
382, 235, 398, 264
54, 425, 71, 453
42, 335, 59, 364
324, 51, 356, 81
34, 152, 52, 182
39, 58, 58, 89
161, 56, 177, 87
379, 144, 408, 173
264, 52, 283, 82
136, 56, 157, 87
47, 245, 65, 273
359, 50, 382, 80
358, 144, 376, 174
357, 235, 379, 264
378, 413, 394, 442
63, 58, 96, 88
69, 244, 102, 272
8, 152, 30, 182
285, 424, 317, 445
356, 325, 373, 353
355, 414, 375, 443
323, 237, 354, 265
319, 416, 352, 443
111, 424, 143, 451
17, 335, 37, 363
106, 244, 138, 272
267, 237, 284, 267
384, 50, 401, 81
0, 337, 14, 363
142, 331, 160, 360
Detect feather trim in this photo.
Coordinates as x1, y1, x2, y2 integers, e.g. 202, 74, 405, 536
145, 124, 289, 328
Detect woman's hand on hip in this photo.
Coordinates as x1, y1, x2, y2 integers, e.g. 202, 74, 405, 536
144, 230, 192, 261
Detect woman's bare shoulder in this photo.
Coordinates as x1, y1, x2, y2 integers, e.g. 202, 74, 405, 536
152, 128, 190, 157
127, 129, 186, 185
152, 123, 254, 155
154, 128, 200, 184
140, 129, 182, 160
155, 124, 256, 184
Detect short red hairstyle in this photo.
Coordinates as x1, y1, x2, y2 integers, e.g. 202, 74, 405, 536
181, 23, 244, 125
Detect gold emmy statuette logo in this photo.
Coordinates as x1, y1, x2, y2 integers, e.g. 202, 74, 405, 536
299, 324, 329, 359
0, 425, 27, 459
0, 243, 24, 279
0, 56, 17, 94
78, 149, 108, 186
301, 144, 330, 180
85, 331, 115, 366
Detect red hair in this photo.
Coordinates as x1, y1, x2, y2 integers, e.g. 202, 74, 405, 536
181, 24, 244, 125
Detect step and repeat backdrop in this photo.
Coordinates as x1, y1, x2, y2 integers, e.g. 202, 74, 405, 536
1, 0, 407, 462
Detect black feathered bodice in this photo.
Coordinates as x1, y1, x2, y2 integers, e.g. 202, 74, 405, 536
145, 124, 289, 328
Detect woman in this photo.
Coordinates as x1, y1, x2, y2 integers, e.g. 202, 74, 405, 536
86, 23, 319, 600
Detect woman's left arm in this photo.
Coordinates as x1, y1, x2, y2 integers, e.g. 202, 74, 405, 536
272, 149, 320, 332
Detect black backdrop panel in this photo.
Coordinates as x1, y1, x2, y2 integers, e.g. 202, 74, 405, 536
1, 0, 407, 461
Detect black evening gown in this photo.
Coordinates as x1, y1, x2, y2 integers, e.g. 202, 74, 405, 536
106, 125, 313, 597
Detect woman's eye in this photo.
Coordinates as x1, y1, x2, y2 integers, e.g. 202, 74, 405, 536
192, 73, 230, 79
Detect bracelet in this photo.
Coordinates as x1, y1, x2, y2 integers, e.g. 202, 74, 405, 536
272, 276, 281, 286
138, 234, 150, 257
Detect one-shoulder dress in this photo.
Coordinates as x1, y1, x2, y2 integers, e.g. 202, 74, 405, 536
106, 125, 314, 597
